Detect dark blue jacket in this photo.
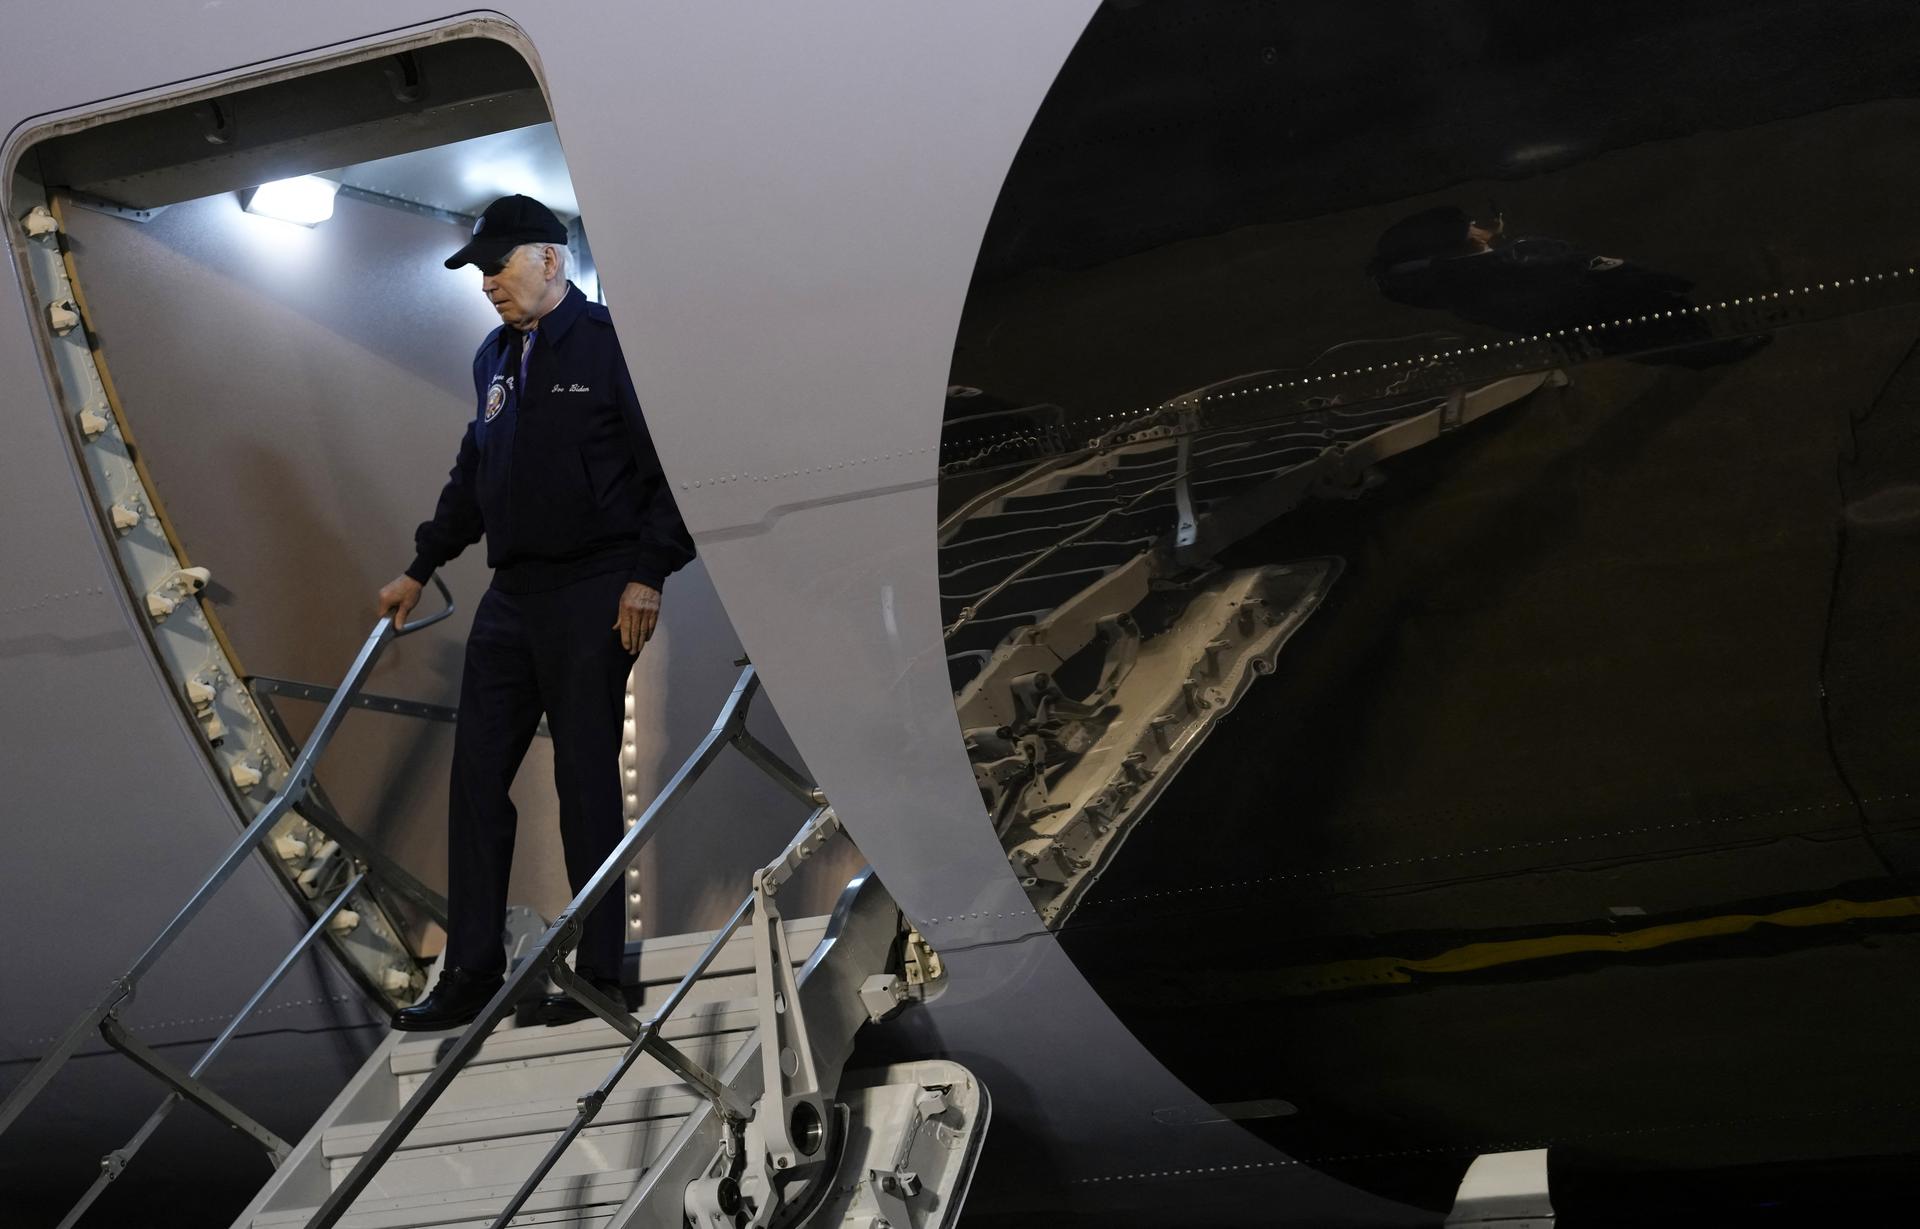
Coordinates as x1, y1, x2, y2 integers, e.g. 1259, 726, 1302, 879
407, 284, 695, 594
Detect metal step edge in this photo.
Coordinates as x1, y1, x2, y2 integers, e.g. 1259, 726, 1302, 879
390, 1000, 760, 1075
391, 1031, 748, 1114
250, 1164, 648, 1229
324, 1113, 690, 1191
274, 1213, 611, 1229
419, 1215, 608, 1229
628, 916, 829, 987
323, 1082, 708, 1159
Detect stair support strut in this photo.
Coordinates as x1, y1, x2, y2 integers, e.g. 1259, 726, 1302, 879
54, 870, 366, 1227
304, 664, 838, 1229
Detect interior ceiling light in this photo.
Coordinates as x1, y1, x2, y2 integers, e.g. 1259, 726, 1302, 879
242, 175, 339, 226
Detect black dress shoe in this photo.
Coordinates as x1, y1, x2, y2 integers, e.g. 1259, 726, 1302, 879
537, 975, 635, 1027
391, 966, 505, 1032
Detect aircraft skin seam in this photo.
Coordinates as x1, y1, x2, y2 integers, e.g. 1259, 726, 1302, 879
679, 444, 938, 490
938, 266, 1920, 462
0, 585, 106, 617
14, 991, 370, 1048
1071, 1096, 1920, 1185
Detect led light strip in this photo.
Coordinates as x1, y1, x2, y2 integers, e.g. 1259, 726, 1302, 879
623, 665, 643, 943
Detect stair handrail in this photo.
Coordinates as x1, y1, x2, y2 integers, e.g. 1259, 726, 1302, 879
0, 575, 455, 1158
487, 805, 844, 1228
305, 661, 831, 1229
243, 675, 454, 931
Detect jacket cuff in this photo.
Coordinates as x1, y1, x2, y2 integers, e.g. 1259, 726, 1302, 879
404, 555, 438, 585
628, 547, 670, 591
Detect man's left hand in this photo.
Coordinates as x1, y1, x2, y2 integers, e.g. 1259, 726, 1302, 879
615, 582, 662, 654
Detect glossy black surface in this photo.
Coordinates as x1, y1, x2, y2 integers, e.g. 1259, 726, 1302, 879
941, 2, 1920, 1222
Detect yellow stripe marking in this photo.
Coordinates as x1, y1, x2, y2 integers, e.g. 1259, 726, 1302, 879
1266, 896, 1920, 997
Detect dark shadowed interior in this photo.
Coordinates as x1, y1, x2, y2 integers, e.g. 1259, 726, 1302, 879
939, 2, 1920, 1223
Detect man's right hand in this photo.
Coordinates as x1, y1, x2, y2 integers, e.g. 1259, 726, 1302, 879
377, 575, 424, 630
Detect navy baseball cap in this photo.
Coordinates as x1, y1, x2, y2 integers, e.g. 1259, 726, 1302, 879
444, 194, 568, 271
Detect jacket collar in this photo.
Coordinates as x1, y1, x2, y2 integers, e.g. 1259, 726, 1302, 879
536, 281, 588, 345
493, 281, 587, 353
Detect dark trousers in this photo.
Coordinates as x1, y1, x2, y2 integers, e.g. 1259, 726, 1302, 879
446, 570, 633, 981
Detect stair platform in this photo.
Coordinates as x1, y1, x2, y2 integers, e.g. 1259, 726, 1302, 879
239, 916, 829, 1229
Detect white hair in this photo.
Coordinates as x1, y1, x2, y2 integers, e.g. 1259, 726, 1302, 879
508, 240, 569, 276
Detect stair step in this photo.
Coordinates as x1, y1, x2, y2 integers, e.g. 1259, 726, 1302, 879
240, 914, 841, 1228
630, 915, 828, 989
251, 1164, 645, 1229
391, 998, 759, 1079
395, 1023, 750, 1117
328, 1113, 693, 1202
325, 1082, 708, 1160
262, 1215, 609, 1229
381, 913, 827, 1072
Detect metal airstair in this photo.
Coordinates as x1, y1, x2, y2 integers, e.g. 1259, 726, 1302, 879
238, 854, 980, 1229
1, 593, 987, 1229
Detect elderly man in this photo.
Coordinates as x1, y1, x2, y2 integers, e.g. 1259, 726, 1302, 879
378, 194, 694, 1030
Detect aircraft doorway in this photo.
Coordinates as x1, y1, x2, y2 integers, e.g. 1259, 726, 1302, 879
5, 25, 843, 1225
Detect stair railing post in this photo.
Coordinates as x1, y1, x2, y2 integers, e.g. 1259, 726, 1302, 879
51, 870, 369, 1228
482, 889, 762, 1229
303, 665, 764, 1229
484, 803, 845, 1229
0, 579, 451, 1145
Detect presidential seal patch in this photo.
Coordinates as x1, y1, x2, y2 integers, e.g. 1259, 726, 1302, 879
484, 377, 507, 422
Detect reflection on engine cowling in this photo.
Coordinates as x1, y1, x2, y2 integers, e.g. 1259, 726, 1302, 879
940, 361, 1570, 922
935, 0, 1920, 1215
